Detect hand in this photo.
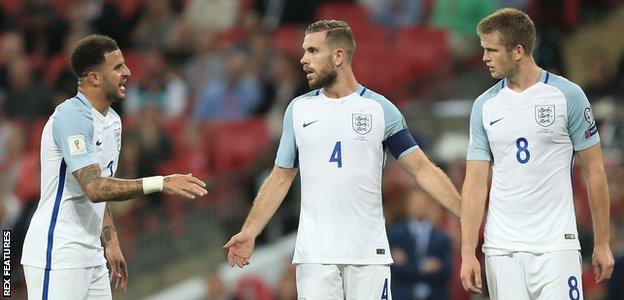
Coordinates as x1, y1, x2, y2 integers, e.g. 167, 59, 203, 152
460, 255, 482, 294
423, 257, 442, 273
223, 231, 255, 268
593, 243, 614, 284
163, 174, 207, 199
105, 244, 128, 293
391, 248, 407, 265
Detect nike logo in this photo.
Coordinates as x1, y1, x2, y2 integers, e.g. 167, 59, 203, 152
96, 140, 102, 146
303, 120, 319, 128
490, 118, 504, 126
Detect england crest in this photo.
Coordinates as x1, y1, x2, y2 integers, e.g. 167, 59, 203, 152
352, 113, 372, 134
535, 105, 555, 127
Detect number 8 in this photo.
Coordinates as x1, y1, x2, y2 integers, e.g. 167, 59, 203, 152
515, 137, 530, 164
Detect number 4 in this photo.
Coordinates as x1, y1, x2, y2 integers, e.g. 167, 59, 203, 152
329, 141, 342, 168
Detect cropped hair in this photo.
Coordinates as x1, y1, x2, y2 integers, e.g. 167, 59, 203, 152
70, 35, 119, 78
305, 20, 356, 58
477, 8, 536, 55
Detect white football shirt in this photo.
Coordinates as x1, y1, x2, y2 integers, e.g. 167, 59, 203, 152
467, 70, 600, 254
276, 85, 419, 265
21, 92, 122, 269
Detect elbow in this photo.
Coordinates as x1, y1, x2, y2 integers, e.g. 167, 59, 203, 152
84, 186, 104, 203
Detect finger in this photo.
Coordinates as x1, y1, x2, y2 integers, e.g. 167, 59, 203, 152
177, 189, 196, 199
223, 236, 238, 249
461, 276, 474, 292
227, 251, 234, 266
474, 268, 482, 289
593, 262, 601, 281
188, 176, 207, 187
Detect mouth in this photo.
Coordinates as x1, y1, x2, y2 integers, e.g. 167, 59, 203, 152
303, 68, 314, 79
119, 80, 127, 93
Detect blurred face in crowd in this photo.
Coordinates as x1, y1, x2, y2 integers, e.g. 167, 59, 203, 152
300, 31, 337, 89
479, 31, 518, 79
98, 49, 131, 103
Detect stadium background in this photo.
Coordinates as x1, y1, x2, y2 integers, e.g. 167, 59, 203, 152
0, 0, 623, 299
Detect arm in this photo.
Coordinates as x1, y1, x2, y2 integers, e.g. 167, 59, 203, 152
102, 204, 127, 292
397, 149, 461, 216
224, 166, 298, 267
459, 160, 490, 294
576, 144, 614, 283
72, 164, 207, 203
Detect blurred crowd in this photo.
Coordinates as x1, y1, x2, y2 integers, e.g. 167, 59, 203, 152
1, 0, 623, 299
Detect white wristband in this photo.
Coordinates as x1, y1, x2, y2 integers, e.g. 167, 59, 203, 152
142, 176, 164, 194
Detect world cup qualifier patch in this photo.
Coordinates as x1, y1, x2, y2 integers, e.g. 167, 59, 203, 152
352, 113, 372, 134
535, 105, 555, 127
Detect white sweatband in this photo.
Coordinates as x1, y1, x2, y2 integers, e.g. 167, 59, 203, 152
142, 176, 164, 194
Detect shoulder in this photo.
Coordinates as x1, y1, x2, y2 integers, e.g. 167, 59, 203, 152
361, 87, 396, 107
54, 97, 93, 123
544, 72, 585, 101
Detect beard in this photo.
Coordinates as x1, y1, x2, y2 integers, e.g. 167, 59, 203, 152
103, 80, 125, 103
308, 62, 338, 89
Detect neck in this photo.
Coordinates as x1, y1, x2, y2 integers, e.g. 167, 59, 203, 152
506, 57, 542, 92
78, 86, 110, 115
322, 67, 359, 99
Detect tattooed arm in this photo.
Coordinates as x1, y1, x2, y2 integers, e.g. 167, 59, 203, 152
72, 164, 208, 203
102, 204, 128, 292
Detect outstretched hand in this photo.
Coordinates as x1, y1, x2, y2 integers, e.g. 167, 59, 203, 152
163, 174, 207, 199
223, 231, 255, 268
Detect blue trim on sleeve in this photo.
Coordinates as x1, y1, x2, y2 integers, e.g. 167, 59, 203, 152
43, 159, 67, 300
384, 128, 418, 158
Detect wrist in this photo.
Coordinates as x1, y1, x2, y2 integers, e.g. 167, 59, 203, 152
142, 176, 164, 194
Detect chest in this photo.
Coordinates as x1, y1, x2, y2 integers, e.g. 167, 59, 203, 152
483, 92, 570, 150
92, 120, 122, 175
292, 101, 385, 148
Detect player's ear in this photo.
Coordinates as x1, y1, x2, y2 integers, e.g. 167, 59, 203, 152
513, 44, 524, 61
334, 48, 345, 67
86, 71, 101, 86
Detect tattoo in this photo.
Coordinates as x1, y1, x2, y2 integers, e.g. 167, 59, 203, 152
102, 205, 118, 244
103, 226, 113, 241
72, 163, 143, 202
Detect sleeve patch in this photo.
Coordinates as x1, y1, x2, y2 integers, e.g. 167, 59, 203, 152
68, 135, 87, 155
585, 123, 598, 138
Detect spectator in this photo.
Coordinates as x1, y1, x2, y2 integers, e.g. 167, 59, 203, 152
193, 49, 261, 120
371, 0, 426, 30
388, 187, 453, 300
183, 0, 239, 32
4, 57, 53, 121
132, 0, 180, 49
124, 48, 189, 118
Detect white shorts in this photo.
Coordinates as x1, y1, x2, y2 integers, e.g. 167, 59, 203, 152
295, 264, 391, 300
23, 264, 111, 300
485, 250, 583, 300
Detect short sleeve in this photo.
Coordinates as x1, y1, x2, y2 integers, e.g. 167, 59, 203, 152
364, 90, 418, 159
566, 86, 600, 151
52, 107, 97, 172
466, 99, 492, 161
275, 100, 298, 168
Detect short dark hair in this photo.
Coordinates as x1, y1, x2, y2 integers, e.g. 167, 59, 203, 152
305, 20, 356, 59
70, 35, 119, 78
477, 8, 536, 55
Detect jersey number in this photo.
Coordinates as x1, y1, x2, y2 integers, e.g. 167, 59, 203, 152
329, 141, 342, 168
568, 276, 579, 300
380, 278, 389, 300
515, 137, 530, 164
106, 160, 114, 177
